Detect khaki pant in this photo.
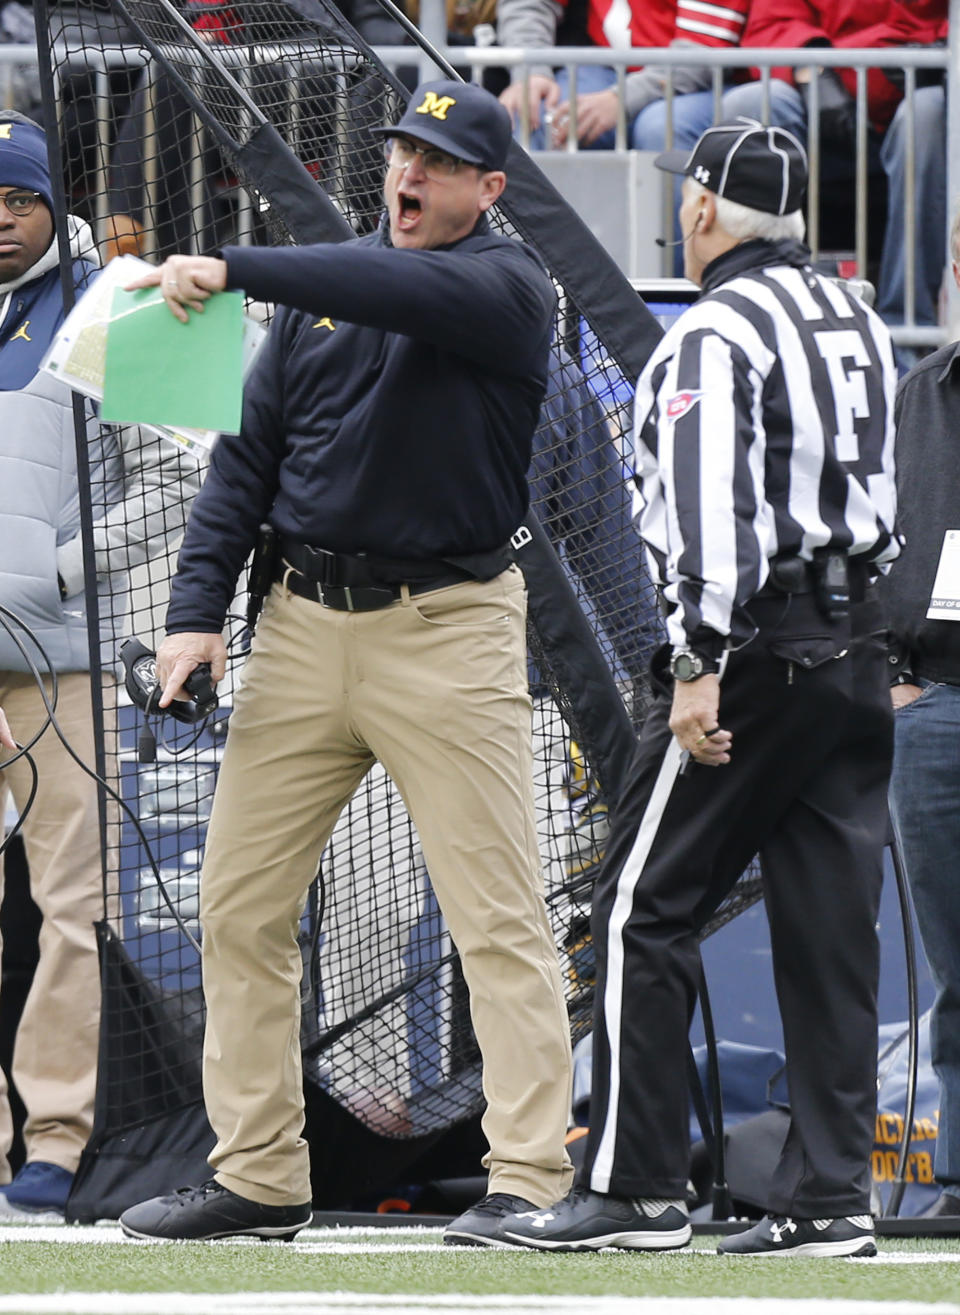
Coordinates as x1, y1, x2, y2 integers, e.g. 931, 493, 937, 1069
0, 672, 104, 1178
202, 568, 574, 1206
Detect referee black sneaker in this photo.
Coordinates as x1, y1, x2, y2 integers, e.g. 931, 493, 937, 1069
443, 1192, 539, 1247
119, 1179, 313, 1242
717, 1214, 877, 1258
498, 1185, 692, 1251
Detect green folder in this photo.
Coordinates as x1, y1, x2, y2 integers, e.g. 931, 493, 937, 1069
102, 286, 245, 434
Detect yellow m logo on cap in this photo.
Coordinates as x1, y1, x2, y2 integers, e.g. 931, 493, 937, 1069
415, 92, 456, 121
0, 125, 12, 140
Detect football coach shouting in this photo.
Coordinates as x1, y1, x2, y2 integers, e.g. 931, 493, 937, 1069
500, 120, 900, 1257
118, 80, 573, 1246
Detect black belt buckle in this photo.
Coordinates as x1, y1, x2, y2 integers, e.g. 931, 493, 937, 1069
319, 582, 397, 612
300, 544, 340, 587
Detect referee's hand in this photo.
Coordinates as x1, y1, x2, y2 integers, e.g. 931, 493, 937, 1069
669, 675, 732, 766
126, 255, 228, 324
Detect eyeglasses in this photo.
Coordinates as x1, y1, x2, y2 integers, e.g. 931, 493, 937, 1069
0, 190, 43, 217
384, 137, 467, 181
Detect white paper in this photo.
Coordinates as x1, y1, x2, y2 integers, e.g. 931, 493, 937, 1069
40, 255, 267, 458
926, 529, 960, 620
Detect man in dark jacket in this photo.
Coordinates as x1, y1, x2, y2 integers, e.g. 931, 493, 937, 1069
884, 201, 960, 1221
0, 112, 196, 1219
117, 79, 574, 1247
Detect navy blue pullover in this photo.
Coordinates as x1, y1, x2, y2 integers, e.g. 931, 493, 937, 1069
166, 215, 556, 634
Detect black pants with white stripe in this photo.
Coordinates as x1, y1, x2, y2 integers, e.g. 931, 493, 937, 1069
582, 591, 892, 1216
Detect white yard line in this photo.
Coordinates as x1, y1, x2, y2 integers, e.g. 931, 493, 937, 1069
0, 1226, 958, 1264
0, 1296, 957, 1315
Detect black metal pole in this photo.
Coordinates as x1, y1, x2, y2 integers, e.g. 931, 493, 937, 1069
884, 829, 921, 1218
698, 963, 733, 1219
32, 0, 112, 902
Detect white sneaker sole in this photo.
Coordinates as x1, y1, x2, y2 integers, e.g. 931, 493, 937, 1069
119, 1220, 307, 1242
719, 1238, 877, 1258
502, 1224, 692, 1252
442, 1230, 519, 1249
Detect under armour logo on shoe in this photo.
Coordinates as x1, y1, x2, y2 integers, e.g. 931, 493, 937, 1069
769, 1218, 797, 1244
518, 1210, 556, 1228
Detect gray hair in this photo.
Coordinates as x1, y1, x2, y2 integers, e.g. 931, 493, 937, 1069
685, 178, 806, 244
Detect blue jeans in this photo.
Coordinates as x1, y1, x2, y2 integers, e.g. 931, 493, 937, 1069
522, 69, 722, 154
889, 679, 960, 1190
877, 85, 946, 329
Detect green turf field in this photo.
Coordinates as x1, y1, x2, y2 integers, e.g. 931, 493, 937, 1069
0, 1225, 957, 1313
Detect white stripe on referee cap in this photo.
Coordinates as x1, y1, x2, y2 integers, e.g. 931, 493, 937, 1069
767, 124, 790, 215
706, 119, 807, 215
715, 122, 761, 203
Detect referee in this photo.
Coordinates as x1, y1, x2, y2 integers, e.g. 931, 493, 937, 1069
500, 120, 899, 1257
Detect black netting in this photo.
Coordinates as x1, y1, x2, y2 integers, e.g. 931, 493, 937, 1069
36, 0, 762, 1200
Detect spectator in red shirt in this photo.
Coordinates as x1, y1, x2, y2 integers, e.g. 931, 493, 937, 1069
497, 0, 749, 150
721, 0, 949, 333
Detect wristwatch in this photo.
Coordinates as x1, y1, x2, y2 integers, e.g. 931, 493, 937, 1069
669, 649, 717, 682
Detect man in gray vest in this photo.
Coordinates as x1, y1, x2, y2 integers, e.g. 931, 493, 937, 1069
0, 113, 198, 1218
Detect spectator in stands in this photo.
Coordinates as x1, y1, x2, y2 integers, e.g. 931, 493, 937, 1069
720, 0, 949, 333
496, 0, 750, 150
402, 0, 505, 93
884, 202, 960, 1222
105, 0, 411, 260
0, 112, 198, 1219
0, 2, 41, 119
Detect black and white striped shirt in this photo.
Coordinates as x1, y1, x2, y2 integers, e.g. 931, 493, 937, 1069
633, 240, 900, 657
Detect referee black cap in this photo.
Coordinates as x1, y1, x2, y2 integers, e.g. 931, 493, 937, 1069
376, 79, 512, 172
655, 118, 807, 216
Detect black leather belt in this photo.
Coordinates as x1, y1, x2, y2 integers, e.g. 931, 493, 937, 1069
275, 561, 466, 613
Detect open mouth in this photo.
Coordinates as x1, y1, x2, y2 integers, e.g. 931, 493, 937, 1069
396, 194, 422, 229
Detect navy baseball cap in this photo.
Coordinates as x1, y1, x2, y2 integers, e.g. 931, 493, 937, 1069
655, 118, 807, 216
0, 112, 54, 215
376, 79, 512, 172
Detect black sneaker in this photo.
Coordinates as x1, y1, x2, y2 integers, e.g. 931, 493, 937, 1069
717, 1214, 876, 1258
499, 1185, 691, 1251
443, 1192, 539, 1247
119, 1180, 312, 1242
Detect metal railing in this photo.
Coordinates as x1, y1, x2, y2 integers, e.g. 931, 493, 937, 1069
2, 25, 953, 346
407, 40, 951, 347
